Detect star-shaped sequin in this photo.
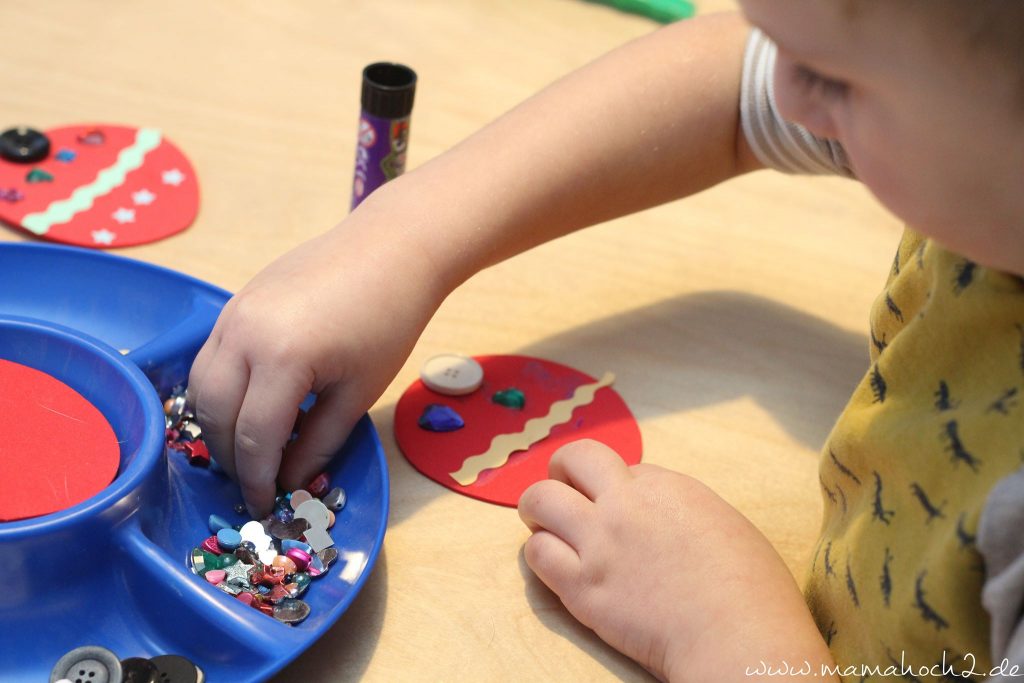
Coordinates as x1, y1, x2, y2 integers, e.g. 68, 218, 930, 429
223, 560, 256, 588
162, 168, 185, 186
112, 208, 136, 224
132, 189, 156, 205
91, 229, 116, 245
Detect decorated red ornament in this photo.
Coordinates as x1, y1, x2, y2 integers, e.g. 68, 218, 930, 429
394, 355, 642, 507
0, 124, 199, 248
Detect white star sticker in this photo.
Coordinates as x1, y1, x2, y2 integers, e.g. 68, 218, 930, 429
132, 189, 156, 205
162, 169, 185, 186
92, 229, 116, 245
112, 208, 136, 224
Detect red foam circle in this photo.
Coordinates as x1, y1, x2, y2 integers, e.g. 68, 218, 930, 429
394, 355, 642, 507
0, 359, 120, 521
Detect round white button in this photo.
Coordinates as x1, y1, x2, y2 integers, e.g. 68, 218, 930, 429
420, 354, 483, 396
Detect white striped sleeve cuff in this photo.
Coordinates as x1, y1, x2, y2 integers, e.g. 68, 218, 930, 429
740, 28, 855, 178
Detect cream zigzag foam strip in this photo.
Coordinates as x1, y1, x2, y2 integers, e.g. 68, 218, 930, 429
449, 372, 615, 486
21, 128, 163, 235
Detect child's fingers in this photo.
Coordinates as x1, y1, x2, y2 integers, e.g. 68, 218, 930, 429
186, 332, 218, 401
191, 350, 250, 484
233, 365, 310, 518
548, 439, 631, 501
523, 529, 582, 598
277, 383, 361, 492
518, 478, 594, 550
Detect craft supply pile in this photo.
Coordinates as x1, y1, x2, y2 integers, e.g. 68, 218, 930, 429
161, 387, 346, 626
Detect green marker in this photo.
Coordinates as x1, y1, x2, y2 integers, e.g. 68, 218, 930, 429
589, 0, 695, 23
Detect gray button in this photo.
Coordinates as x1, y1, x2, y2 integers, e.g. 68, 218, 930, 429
49, 646, 122, 683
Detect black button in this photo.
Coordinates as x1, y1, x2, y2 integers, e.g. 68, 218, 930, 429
149, 654, 202, 683
0, 126, 51, 163
120, 657, 158, 683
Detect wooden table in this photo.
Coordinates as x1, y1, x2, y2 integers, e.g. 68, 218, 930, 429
0, 1, 902, 680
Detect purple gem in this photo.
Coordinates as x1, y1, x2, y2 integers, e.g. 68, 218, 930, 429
418, 404, 465, 432
0, 188, 23, 202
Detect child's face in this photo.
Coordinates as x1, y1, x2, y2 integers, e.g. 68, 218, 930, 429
738, 0, 1024, 275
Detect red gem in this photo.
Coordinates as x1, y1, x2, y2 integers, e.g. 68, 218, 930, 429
252, 564, 287, 586
267, 585, 289, 604
200, 536, 222, 555
184, 440, 210, 467
236, 592, 255, 606
306, 472, 330, 499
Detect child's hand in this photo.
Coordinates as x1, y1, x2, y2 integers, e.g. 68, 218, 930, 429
518, 440, 837, 682
188, 213, 445, 518
189, 11, 754, 520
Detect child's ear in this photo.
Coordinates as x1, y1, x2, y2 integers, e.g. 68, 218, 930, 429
771, 55, 841, 140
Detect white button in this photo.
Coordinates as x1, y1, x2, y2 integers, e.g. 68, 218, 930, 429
239, 520, 264, 540
239, 520, 268, 547
420, 354, 483, 396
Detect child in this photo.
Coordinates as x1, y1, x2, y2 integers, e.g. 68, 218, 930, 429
188, 1, 1024, 680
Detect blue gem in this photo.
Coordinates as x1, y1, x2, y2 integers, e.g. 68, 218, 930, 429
208, 514, 232, 534
216, 527, 242, 551
418, 404, 465, 432
55, 148, 76, 162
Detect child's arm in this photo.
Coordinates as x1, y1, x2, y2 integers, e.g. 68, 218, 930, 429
188, 12, 759, 517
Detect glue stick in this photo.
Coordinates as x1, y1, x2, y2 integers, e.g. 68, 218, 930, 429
350, 62, 417, 210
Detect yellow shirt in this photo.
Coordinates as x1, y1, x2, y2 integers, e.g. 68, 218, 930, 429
806, 230, 1024, 681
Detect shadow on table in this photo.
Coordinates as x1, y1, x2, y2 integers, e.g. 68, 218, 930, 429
517, 289, 868, 447
271, 549, 389, 682
385, 288, 869, 526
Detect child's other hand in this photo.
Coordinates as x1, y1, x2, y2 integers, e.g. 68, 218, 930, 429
188, 215, 443, 518
518, 440, 836, 682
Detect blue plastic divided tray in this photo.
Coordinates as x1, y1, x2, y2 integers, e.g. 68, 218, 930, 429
0, 243, 389, 682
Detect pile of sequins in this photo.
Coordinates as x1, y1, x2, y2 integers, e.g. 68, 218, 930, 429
160, 387, 348, 625
163, 386, 211, 467
189, 476, 346, 626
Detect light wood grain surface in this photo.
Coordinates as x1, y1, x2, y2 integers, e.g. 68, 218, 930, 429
0, 1, 903, 680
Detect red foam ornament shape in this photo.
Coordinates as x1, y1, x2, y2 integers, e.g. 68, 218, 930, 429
394, 355, 642, 507
0, 359, 120, 521
0, 124, 199, 248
